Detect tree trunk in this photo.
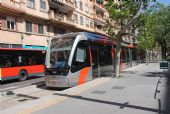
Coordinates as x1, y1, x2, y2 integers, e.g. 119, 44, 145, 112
152, 49, 155, 63
115, 42, 121, 78
161, 44, 166, 60
165, 42, 167, 60
149, 50, 151, 63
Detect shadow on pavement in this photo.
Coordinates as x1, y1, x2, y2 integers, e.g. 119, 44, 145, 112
153, 70, 170, 114
53, 93, 165, 113
33, 82, 69, 91
121, 71, 136, 74
16, 94, 39, 99
143, 71, 167, 77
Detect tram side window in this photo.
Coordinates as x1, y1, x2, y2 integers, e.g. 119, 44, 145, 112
126, 49, 130, 62
91, 43, 99, 69
121, 49, 126, 63
99, 45, 112, 66
71, 41, 90, 73
132, 49, 137, 61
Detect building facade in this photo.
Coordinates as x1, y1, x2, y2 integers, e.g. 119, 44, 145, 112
0, 0, 109, 49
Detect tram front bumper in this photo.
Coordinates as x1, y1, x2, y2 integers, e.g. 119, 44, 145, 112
44, 75, 69, 87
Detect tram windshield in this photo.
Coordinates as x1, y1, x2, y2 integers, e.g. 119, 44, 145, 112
50, 37, 75, 69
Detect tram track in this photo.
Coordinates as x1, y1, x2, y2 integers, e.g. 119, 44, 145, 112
0, 76, 45, 92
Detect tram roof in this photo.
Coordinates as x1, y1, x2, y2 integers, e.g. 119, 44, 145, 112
51, 32, 110, 41
51, 32, 137, 48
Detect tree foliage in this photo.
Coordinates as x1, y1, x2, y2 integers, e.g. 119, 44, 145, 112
105, 0, 148, 39
137, 3, 170, 59
137, 10, 155, 50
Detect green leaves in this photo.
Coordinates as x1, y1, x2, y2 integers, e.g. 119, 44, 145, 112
105, 0, 149, 38
137, 3, 170, 59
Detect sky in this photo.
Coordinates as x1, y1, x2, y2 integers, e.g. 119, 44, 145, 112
156, 0, 170, 5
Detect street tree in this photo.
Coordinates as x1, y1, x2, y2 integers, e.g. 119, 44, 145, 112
105, 0, 150, 78
137, 3, 170, 60
153, 4, 170, 60
137, 9, 157, 62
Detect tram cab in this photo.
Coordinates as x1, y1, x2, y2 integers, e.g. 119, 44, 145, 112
45, 32, 114, 87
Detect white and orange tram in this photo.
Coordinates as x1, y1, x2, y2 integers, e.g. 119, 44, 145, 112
44, 32, 140, 87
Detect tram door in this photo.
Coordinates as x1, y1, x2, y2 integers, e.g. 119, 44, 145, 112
91, 43, 100, 77
70, 41, 92, 86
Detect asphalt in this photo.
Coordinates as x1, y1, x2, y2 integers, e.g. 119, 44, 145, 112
0, 63, 169, 114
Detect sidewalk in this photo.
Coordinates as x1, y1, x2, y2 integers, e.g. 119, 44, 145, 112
1, 63, 168, 114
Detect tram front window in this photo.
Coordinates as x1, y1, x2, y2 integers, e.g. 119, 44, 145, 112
47, 37, 75, 75
50, 50, 70, 69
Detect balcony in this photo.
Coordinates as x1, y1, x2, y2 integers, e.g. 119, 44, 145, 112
94, 14, 105, 24
66, 18, 74, 24
48, 0, 74, 13
94, 27, 106, 35
49, 10, 64, 21
54, 13, 64, 21
65, 0, 74, 8
0, 0, 25, 14
49, 10, 75, 26
93, 0, 105, 12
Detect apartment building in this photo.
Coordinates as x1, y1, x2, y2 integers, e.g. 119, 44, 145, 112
0, 0, 108, 49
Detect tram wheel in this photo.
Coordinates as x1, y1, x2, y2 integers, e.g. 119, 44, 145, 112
18, 70, 28, 81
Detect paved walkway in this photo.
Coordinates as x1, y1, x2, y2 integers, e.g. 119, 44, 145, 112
1, 63, 169, 114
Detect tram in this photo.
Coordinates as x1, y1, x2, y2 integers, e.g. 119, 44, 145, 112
44, 32, 139, 87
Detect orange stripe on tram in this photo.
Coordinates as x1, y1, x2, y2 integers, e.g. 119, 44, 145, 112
78, 67, 90, 85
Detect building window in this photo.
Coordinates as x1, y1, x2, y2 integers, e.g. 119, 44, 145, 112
90, 6, 93, 14
0, 16, 7, 29
54, 27, 65, 35
79, 1, 83, 11
80, 16, 83, 25
74, 14, 78, 23
38, 24, 44, 34
86, 18, 89, 27
27, 0, 35, 8
7, 17, 15, 30
90, 20, 94, 28
40, 0, 46, 11
26, 21, 32, 32
85, 4, 89, 13
74, 0, 78, 8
